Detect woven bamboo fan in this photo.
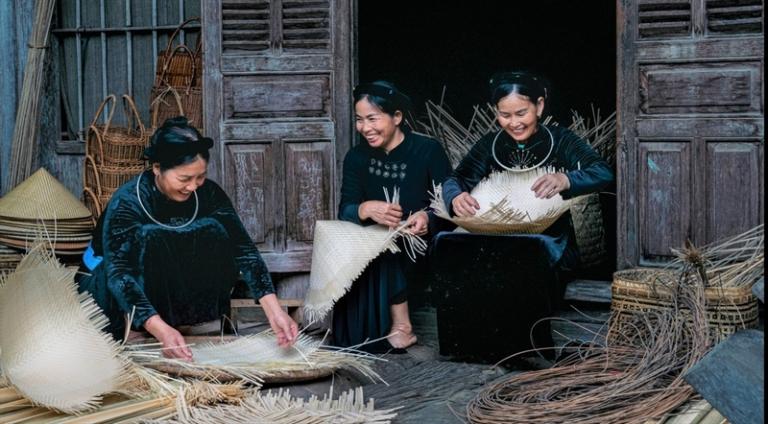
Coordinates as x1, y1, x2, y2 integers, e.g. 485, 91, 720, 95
432, 167, 577, 234
0, 243, 132, 413
303, 220, 425, 322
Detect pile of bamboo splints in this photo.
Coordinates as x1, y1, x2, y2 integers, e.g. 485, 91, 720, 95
465, 224, 763, 424
0, 241, 399, 423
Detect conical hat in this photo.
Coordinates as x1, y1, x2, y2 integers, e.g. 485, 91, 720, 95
0, 168, 92, 220
432, 167, 578, 234
304, 221, 411, 322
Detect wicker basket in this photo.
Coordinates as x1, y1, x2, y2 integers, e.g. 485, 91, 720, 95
97, 163, 146, 193
150, 84, 203, 130
609, 268, 759, 342
154, 17, 202, 88
83, 154, 102, 195
89, 95, 149, 166
82, 187, 102, 220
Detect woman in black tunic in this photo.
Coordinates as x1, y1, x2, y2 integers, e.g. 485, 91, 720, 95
77, 117, 298, 360
334, 81, 452, 352
442, 71, 614, 269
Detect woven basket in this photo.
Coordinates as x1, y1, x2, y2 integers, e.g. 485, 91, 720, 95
570, 193, 607, 268
82, 154, 102, 195
82, 187, 101, 220
150, 83, 203, 130
154, 17, 202, 88
609, 268, 759, 342
97, 163, 146, 193
89, 95, 149, 165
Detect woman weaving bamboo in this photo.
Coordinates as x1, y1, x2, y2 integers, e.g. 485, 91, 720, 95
77, 117, 298, 360
442, 71, 614, 270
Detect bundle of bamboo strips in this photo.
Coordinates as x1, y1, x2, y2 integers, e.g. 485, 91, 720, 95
4, 0, 56, 193
465, 225, 761, 423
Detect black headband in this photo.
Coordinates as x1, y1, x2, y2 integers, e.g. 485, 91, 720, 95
144, 136, 214, 163
489, 72, 547, 98
353, 82, 412, 111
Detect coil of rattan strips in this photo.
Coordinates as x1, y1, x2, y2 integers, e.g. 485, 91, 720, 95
609, 268, 759, 343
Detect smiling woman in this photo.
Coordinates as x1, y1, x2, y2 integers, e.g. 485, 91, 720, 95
76, 117, 299, 360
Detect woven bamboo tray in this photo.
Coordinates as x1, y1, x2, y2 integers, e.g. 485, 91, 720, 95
129, 336, 335, 384
610, 268, 758, 342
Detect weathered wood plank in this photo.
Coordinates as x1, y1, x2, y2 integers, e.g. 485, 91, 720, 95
683, 329, 764, 424
564, 279, 612, 304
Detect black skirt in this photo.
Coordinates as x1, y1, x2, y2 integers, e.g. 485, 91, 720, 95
77, 217, 239, 339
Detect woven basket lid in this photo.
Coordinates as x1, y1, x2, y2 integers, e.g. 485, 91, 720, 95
0, 168, 92, 220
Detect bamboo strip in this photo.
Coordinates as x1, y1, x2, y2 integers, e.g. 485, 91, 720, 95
0, 387, 22, 404
0, 406, 54, 423
4, 0, 57, 192
0, 398, 34, 414
52, 396, 174, 424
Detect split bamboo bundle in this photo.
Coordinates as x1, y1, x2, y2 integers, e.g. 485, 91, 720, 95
161, 387, 399, 424
4, 0, 56, 193
464, 227, 761, 423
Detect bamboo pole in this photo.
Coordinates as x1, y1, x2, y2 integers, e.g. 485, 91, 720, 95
4, 0, 57, 193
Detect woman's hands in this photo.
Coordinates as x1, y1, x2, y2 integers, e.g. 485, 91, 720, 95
531, 172, 570, 199
143, 314, 193, 361
259, 293, 299, 348
358, 200, 403, 227
405, 210, 428, 236
451, 192, 480, 217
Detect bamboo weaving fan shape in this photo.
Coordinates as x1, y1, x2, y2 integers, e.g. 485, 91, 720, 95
0, 243, 132, 413
303, 220, 421, 322
432, 167, 578, 234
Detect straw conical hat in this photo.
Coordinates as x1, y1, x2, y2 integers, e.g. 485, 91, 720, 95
432, 167, 578, 234
0, 168, 92, 220
304, 221, 408, 322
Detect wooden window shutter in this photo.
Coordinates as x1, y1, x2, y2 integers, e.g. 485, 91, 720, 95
706, 0, 763, 35
638, 0, 693, 39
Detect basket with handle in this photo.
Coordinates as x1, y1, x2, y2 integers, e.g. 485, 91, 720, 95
150, 47, 203, 130
609, 267, 759, 343
82, 186, 102, 220
154, 17, 202, 88
85, 96, 115, 165
97, 95, 149, 165
83, 154, 103, 196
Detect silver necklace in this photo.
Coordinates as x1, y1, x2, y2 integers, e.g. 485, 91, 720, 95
491, 124, 555, 172
135, 173, 199, 229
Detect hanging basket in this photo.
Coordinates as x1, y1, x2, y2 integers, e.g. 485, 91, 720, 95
154, 17, 202, 88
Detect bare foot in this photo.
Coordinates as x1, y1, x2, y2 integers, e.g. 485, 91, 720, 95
387, 323, 417, 349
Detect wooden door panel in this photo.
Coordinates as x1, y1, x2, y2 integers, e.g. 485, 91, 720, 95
224, 73, 331, 119
705, 141, 763, 243
225, 142, 277, 252
285, 141, 333, 251
639, 61, 762, 115
638, 141, 693, 261
618, 0, 763, 267
204, 0, 353, 274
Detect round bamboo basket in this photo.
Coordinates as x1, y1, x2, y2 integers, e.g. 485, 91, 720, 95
610, 268, 759, 342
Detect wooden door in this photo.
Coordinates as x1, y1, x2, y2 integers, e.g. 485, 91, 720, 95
617, 0, 764, 268
202, 0, 355, 272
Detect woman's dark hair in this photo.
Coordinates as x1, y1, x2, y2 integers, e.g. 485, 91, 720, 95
353, 80, 413, 118
488, 71, 550, 106
144, 116, 213, 171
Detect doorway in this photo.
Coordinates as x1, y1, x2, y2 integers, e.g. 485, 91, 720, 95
358, 0, 618, 280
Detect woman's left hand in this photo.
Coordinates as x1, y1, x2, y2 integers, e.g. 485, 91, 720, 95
531, 172, 570, 199
259, 294, 299, 347
405, 211, 429, 236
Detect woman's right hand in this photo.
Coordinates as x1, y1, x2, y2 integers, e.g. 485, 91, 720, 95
144, 314, 193, 361
451, 192, 480, 217
358, 200, 403, 227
